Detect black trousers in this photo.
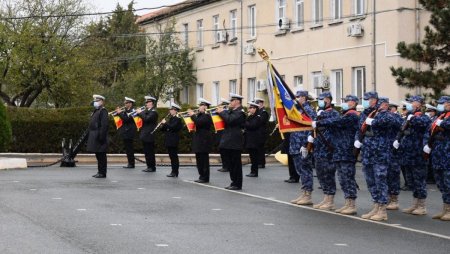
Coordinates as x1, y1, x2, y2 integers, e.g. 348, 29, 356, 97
288, 154, 299, 181
220, 148, 229, 170
195, 153, 210, 181
248, 148, 259, 175
257, 145, 266, 167
123, 139, 135, 166
223, 149, 243, 188
143, 142, 156, 169
95, 152, 107, 175
167, 146, 179, 174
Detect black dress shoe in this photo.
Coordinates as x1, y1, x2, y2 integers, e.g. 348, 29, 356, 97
94, 174, 106, 178
92, 173, 99, 178
286, 179, 299, 183
123, 165, 135, 169
246, 173, 258, 177
142, 168, 156, 172
194, 179, 209, 183
258, 165, 265, 169
166, 173, 178, 177
218, 168, 229, 172
227, 186, 242, 190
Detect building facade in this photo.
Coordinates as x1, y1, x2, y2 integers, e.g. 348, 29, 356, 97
138, 0, 443, 106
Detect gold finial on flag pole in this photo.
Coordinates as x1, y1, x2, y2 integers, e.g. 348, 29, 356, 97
258, 48, 269, 61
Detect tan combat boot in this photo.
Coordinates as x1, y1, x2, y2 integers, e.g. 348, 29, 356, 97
335, 199, 350, 213
370, 204, 388, 221
402, 198, 418, 214
313, 195, 327, 209
439, 203, 450, 221
290, 191, 305, 204
386, 195, 399, 210
361, 203, 379, 219
318, 195, 335, 211
411, 199, 427, 215
296, 191, 313, 205
432, 204, 447, 220
341, 199, 357, 215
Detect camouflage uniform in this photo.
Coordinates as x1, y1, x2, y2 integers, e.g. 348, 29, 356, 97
388, 112, 404, 196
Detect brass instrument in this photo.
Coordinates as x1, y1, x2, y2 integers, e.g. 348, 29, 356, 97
127, 106, 146, 117
178, 105, 228, 116
108, 107, 125, 116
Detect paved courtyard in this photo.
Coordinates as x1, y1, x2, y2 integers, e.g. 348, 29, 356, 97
0, 163, 449, 253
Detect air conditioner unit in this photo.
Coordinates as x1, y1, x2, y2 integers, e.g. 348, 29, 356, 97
347, 23, 364, 37
244, 44, 255, 55
216, 31, 226, 43
278, 17, 290, 30
257, 80, 267, 91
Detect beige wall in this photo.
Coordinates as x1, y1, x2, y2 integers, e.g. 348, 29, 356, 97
140, 0, 447, 107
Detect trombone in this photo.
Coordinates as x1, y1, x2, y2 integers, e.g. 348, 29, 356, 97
108, 107, 125, 116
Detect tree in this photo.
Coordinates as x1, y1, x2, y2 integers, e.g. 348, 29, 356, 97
131, 19, 196, 103
390, 0, 449, 99
0, 102, 11, 151
0, 0, 93, 107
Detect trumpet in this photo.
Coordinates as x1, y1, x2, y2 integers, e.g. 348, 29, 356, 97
127, 106, 146, 117
108, 107, 125, 116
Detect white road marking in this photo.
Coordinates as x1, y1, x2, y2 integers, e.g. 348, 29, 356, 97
334, 243, 348, 247
110, 224, 122, 226
212, 208, 222, 211
12, 181, 20, 183
111, 181, 118, 183
391, 224, 402, 226
137, 188, 145, 190
172, 197, 181, 199
263, 223, 275, 226
155, 244, 169, 247
52, 198, 62, 200
184, 180, 450, 240
29, 189, 37, 191
77, 209, 87, 211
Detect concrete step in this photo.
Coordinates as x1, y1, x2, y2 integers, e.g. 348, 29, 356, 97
0, 157, 27, 170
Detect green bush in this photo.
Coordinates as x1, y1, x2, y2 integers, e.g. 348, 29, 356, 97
0, 103, 12, 151
7, 107, 282, 154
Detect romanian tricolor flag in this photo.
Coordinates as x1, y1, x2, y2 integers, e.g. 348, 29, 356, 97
133, 116, 143, 130
183, 115, 196, 132
113, 116, 123, 130
210, 110, 225, 133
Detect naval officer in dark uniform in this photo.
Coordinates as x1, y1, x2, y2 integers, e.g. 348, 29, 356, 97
136, 95, 159, 172
254, 97, 269, 169
160, 103, 183, 177
245, 101, 262, 177
115, 97, 137, 168
87, 94, 109, 178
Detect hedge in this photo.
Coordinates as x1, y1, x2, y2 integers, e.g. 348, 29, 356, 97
6, 106, 282, 154
0, 103, 12, 152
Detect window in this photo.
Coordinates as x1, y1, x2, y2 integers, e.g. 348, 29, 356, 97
229, 79, 237, 94
212, 81, 220, 105
196, 83, 204, 98
294, 0, 304, 28
213, 15, 219, 43
183, 23, 189, 47
331, 0, 342, 21
294, 75, 304, 90
311, 71, 323, 97
352, 67, 366, 100
230, 10, 237, 39
277, 0, 286, 20
182, 86, 189, 104
248, 5, 256, 38
354, 0, 365, 16
312, 0, 323, 26
330, 70, 343, 105
196, 19, 203, 48
248, 78, 256, 102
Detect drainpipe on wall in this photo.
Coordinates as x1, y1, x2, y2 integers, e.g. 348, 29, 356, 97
239, 0, 243, 95
371, 0, 376, 91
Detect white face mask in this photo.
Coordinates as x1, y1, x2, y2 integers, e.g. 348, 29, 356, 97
93, 101, 101, 108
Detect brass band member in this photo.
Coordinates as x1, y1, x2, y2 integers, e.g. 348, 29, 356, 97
137, 96, 159, 172
217, 98, 230, 173
245, 101, 262, 177
115, 97, 137, 169
217, 93, 246, 190
87, 94, 109, 178
189, 98, 213, 183
254, 97, 269, 169
160, 103, 183, 177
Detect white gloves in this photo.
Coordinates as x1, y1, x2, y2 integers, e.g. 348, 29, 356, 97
393, 140, 400, 149
423, 145, 431, 154
307, 135, 314, 143
407, 114, 414, 121
354, 140, 362, 149
436, 119, 443, 126
365, 118, 374, 125
317, 110, 323, 116
311, 121, 317, 129
300, 146, 308, 158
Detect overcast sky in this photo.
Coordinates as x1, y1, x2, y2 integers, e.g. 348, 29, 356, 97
86, 0, 185, 15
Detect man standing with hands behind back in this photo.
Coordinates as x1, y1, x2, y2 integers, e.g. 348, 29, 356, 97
87, 94, 109, 178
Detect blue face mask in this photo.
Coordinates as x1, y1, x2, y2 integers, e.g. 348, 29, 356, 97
437, 104, 445, 112
318, 100, 325, 109
341, 103, 349, 111
406, 103, 413, 112
362, 100, 369, 109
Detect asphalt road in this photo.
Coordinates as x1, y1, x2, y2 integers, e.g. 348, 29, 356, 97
0, 163, 449, 254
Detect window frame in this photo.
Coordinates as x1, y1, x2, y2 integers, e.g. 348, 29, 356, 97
196, 19, 204, 48
354, 0, 365, 16
352, 67, 366, 100
312, 0, 323, 26
230, 10, 237, 39
212, 81, 220, 106
248, 78, 256, 102
196, 83, 204, 99
294, 0, 304, 29
248, 5, 257, 38
213, 15, 219, 43
229, 79, 237, 94
330, 69, 343, 105
330, 0, 342, 21
183, 23, 189, 47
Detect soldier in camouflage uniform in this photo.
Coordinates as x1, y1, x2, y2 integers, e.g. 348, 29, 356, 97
311, 95, 360, 214
423, 96, 450, 221
309, 91, 340, 211
356, 93, 398, 221
290, 90, 317, 206
393, 96, 431, 215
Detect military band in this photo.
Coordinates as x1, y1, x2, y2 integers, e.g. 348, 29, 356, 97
115, 97, 137, 169
160, 103, 183, 177
137, 95, 158, 172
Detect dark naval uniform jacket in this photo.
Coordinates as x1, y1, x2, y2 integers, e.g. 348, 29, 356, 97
219, 106, 246, 150
118, 108, 137, 140
87, 107, 109, 153
244, 113, 262, 149
191, 112, 213, 153
138, 108, 158, 143
160, 115, 183, 148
